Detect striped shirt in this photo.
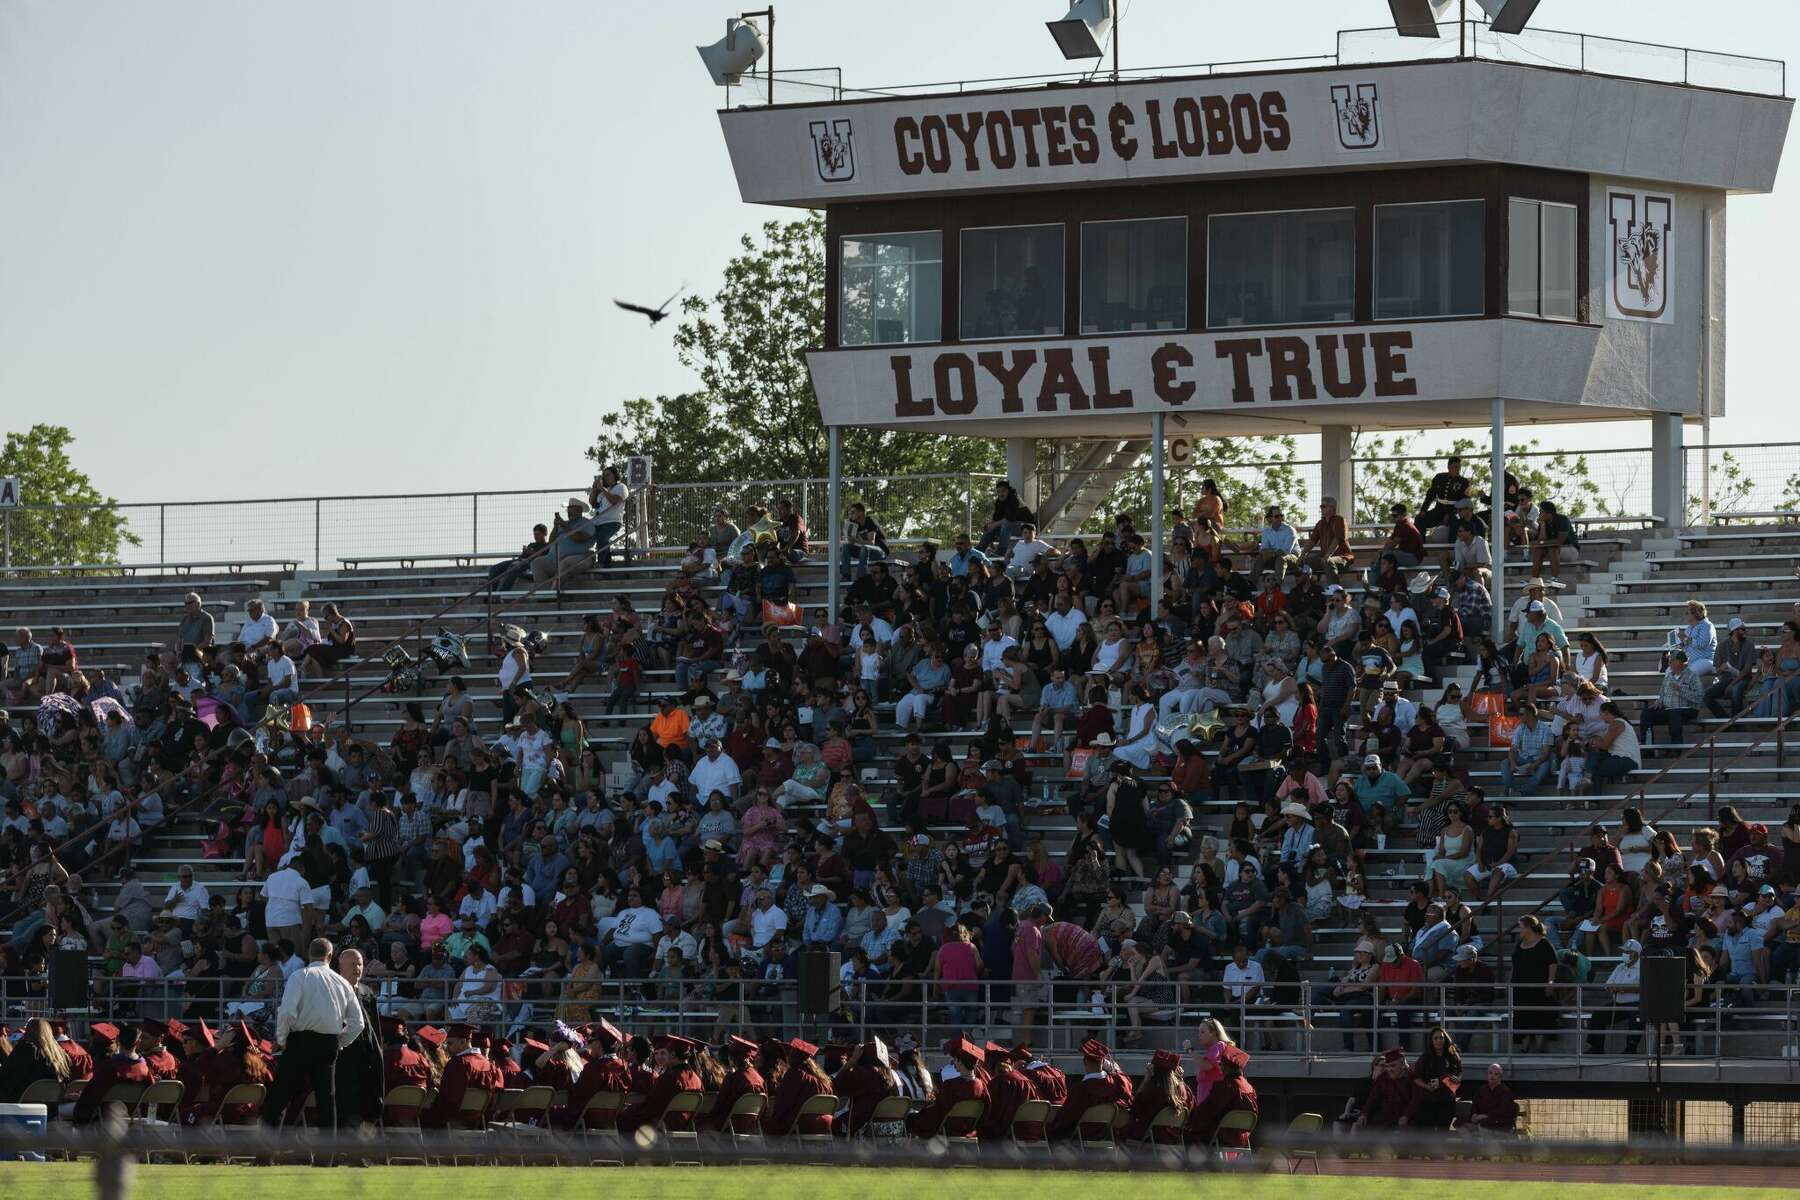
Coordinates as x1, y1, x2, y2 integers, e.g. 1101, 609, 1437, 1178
1041, 921, 1106, 980
364, 805, 401, 860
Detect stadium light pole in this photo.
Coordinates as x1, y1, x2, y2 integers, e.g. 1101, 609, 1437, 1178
1490, 397, 1506, 641
1047, 0, 1119, 80
1150, 412, 1164, 619
827, 424, 842, 624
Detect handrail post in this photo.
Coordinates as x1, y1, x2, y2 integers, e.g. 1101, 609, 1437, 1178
1708, 734, 1716, 820
313, 498, 321, 571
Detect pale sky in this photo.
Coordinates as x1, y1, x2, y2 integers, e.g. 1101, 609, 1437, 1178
0, 0, 1794, 506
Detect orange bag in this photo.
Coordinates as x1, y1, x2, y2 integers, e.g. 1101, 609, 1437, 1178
761, 600, 802, 627
1487, 713, 1520, 748
1468, 690, 1505, 718
1066, 748, 1093, 779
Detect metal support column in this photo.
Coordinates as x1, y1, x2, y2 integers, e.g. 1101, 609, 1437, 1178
1490, 397, 1506, 641
827, 425, 842, 622
1150, 413, 1165, 616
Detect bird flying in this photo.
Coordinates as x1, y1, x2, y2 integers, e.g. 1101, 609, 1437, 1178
613, 283, 685, 326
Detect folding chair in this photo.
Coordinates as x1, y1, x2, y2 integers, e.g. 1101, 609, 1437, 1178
1450, 1098, 1474, 1130
1074, 1102, 1123, 1153
449, 1088, 492, 1165
17, 1079, 63, 1108
1282, 1112, 1324, 1174
133, 1079, 186, 1163
510, 1085, 555, 1139
725, 1092, 770, 1150
659, 1090, 706, 1162
1010, 1098, 1053, 1152
378, 1085, 429, 1164
790, 1092, 840, 1149
940, 1098, 986, 1156
1211, 1108, 1258, 1163
202, 1083, 269, 1164
861, 1095, 912, 1144
578, 1091, 625, 1165
1140, 1105, 1187, 1164
486, 1088, 523, 1132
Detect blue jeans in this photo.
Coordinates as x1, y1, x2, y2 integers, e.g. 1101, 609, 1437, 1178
977, 520, 1021, 556
1256, 943, 1304, 974
1500, 754, 1553, 795
839, 543, 881, 581
675, 658, 721, 689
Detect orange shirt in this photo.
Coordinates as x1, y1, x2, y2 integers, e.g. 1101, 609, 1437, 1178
650, 707, 691, 750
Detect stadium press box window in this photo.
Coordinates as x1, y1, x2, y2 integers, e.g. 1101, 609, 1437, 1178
1080, 217, 1187, 334
1507, 198, 1578, 321
959, 224, 1065, 340
838, 231, 943, 347
1207, 207, 1354, 329
1373, 200, 1485, 320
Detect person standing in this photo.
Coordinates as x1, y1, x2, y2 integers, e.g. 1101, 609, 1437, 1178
360, 791, 402, 910
333, 948, 385, 1135
261, 938, 365, 1133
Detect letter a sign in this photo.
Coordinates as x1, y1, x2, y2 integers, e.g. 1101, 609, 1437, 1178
0, 477, 18, 509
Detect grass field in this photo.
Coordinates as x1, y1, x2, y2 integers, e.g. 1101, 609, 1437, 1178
1, 1166, 1789, 1200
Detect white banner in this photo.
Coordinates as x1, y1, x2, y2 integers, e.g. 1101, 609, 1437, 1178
1605, 189, 1675, 325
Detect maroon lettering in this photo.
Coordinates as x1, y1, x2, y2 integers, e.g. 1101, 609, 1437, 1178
1144, 99, 1179, 160
1229, 94, 1263, 154
1108, 102, 1138, 160
985, 111, 1017, 169
1008, 108, 1044, 166
1151, 343, 1195, 406
1259, 92, 1291, 151
933, 352, 978, 415
945, 112, 985, 171
891, 356, 931, 417
1265, 337, 1317, 401
919, 116, 951, 173
1042, 106, 1072, 166
1316, 334, 1368, 399
1036, 348, 1090, 411
1068, 104, 1100, 164
1172, 97, 1205, 156
1200, 95, 1234, 156
1371, 331, 1418, 397
1089, 346, 1133, 408
977, 349, 1039, 413
1215, 339, 1264, 404
894, 118, 924, 176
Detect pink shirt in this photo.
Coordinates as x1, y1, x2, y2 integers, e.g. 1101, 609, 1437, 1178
419, 912, 453, 948
938, 940, 980, 984
1011, 920, 1043, 982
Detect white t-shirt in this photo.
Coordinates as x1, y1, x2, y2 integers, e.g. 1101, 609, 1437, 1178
1223, 959, 1266, 999
606, 905, 663, 947
593, 482, 629, 525
263, 868, 312, 927
1045, 608, 1087, 650
689, 753, 742, 800
266, 654, 297, 690
1009, 538, 1053, 571
240, 612, 278, 646
514, 728, 552, 771
749, 902, 789, 947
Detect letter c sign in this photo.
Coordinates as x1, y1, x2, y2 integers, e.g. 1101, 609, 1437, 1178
1167, 437, 1195, 468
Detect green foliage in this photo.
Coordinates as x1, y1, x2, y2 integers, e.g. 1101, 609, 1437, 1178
1779, 472, 1800, 515
0, 424, 140, 567
1684, 450, 1758, 523
1080, 436, 1309, 533
588, 214, 1001, 541
1348, 433, 1606, 526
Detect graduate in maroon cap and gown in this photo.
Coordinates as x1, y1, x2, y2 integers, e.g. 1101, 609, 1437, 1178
703, 1036, 768, 1134
204, 1023, 275, 1126
379, 1019, 432, 1125
1046, 1040, 1131, 1141
1020, 1047, 1067, 1107
1354, 1047, 1415, 1130
977, 1045, 1037, 1141
53, 1024, 94, 1082
177, 1022, 219, 1125
625, 1034, 658, 1095
69, 1025, 153, 1125
557, 1020, 633, 1129
907, 1038, 988, 1138
138, 1019, 181, 1081
831, 1038, 901, 1136
763, 1038, 834, 1136
1185, 1044, 1257, 1147
618, 1036, 705, 1133
421, 1024, 506, 1129
493, 1040, 529, 1090
1126, 1050, 1193, 1143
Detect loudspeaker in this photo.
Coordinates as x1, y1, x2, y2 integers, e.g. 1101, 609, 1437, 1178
50, 948, 90, 1010
1640, 953, 1687, 1027
797, 950, 841, 1016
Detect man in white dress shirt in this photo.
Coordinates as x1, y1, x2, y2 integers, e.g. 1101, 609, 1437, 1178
262, 937, 366, 1131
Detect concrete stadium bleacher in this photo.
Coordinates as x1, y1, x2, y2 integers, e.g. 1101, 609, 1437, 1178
5, 520, 1799, 1075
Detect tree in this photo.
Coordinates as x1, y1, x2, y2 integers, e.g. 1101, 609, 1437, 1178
1348, 433, 1606, 526
0, 424, 140, 567
589, 213, 1001, 542
1078, 436, 1310, 533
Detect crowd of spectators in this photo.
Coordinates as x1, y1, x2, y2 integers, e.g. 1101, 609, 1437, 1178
1, 460, 1798, 1072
